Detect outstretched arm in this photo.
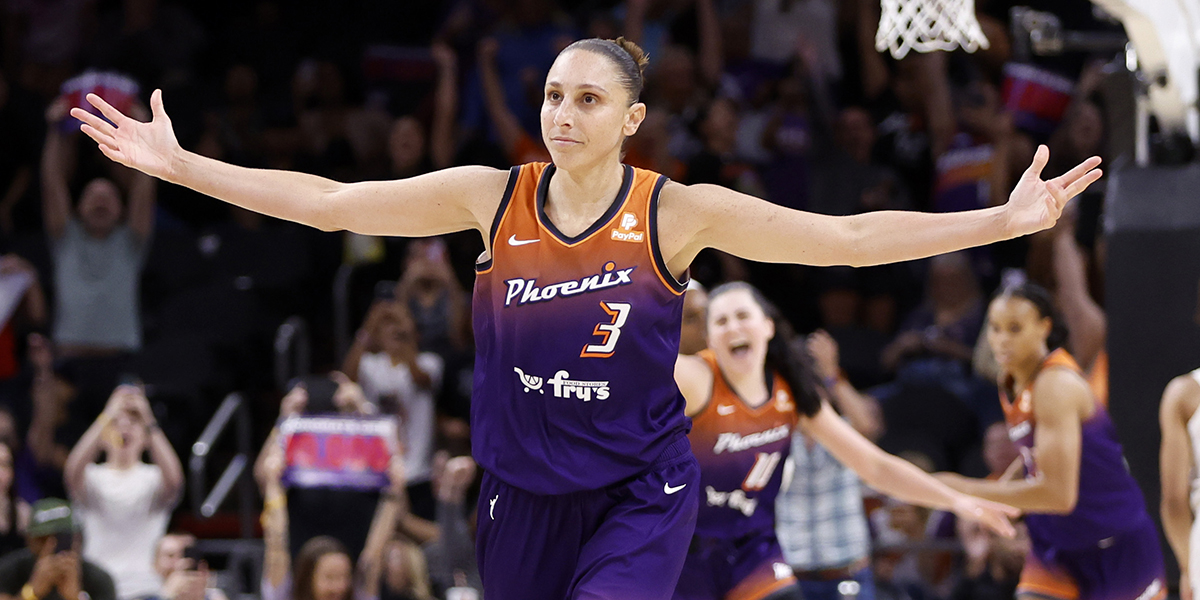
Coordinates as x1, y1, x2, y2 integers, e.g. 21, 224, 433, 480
801, 403, 1019, 536
661, 145, 1101, 273
937, 369, 1088, 513
72, 91, 504, 238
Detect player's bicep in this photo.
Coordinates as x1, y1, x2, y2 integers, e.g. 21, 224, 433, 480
1030, 371, 1087, 497
660, 183, 851, 270
325, 166, 507, 238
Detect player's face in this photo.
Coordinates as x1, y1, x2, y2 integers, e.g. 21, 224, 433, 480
986, 296, 1051, 374
707, 288, 775, 375
542, 50, 645, 170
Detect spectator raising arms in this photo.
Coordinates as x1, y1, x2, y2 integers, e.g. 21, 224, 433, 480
260, 443, 405, 600
63, 385, 183, 600
41, 98, 155, 357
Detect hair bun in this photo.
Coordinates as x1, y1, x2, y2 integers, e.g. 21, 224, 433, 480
612, 36, 649, 80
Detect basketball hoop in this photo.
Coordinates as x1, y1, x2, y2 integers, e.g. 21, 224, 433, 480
875, 0, 990, 59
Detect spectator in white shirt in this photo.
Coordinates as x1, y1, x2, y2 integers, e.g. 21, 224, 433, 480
64, 384, 183, 600
344, 301, 442, 521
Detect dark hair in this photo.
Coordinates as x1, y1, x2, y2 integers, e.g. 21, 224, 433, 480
708, 282, 823, 417
294, 536, 352, 600
994, 282, 1069, 350
562, 37, 649, 105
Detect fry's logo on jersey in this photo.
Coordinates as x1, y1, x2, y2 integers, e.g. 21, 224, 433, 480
713, 425, 791, 454
513, 367, 610, 401
610, 212, 644, 243
705, 486, 758, 517
504, 262, 636, 306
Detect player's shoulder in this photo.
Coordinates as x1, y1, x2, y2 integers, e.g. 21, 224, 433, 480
1031, 366, 1092, 417
1161, 372, 1200, 420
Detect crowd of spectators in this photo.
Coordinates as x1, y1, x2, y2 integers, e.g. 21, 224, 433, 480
0, 0, 1121, 598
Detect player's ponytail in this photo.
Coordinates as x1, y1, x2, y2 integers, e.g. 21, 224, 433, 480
709, 283, 823, 417
562, 37, 649, 105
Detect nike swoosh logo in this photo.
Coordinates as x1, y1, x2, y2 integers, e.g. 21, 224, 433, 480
664, 482, 687, 495
717, 404, 735, 416
508, 235, 540, 246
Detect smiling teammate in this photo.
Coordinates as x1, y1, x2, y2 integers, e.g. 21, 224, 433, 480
673, 282, 1018, 600
73, 36, 1099, 600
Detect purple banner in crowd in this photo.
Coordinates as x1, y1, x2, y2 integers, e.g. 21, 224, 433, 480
279, 415, 398, 491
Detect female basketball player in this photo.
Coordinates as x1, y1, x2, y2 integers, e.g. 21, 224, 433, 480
73, 38, 1098, 600
1159, 367, 1200, 600
938, 283, 1166, 600
673, 282, 1017, 600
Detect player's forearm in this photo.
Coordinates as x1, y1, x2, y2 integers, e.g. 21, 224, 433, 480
834, 207, 1011, 267
1161, 495, 1193, 570
860, 453, 962, 511
938, 472, 1075, 514
168, 149, 345, 231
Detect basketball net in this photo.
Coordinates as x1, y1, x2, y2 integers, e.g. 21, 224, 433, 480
875, 0, 990, 59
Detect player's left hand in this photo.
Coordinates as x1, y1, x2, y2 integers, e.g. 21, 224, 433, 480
1004, 145, 1102, 238
951, 494, 1022, 538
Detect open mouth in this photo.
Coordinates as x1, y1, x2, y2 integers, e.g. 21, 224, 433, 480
729, 342, 751, 357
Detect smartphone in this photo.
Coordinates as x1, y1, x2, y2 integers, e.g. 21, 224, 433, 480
54, 531, 73, 553
298, 375, 339, 415
182, 544, 202, 568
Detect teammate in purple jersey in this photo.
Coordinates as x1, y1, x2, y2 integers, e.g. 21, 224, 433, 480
674, 283, 1018, 600
937, 283, 1166, 600
76, 30, 1101, 599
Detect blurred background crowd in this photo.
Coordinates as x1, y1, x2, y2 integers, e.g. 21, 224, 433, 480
0, 0, 1125, 598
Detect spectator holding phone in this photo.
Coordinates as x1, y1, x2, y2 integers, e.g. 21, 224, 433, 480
152, 534, 228, 600
0, 498, 116, 600
343, 301, 442, 520
63, 385, 183, 600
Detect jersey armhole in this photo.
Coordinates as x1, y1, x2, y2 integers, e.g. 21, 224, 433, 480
475, 165, 521, 273
647, 176, 688, 295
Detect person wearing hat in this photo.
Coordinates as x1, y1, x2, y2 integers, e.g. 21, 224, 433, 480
0, 498, 115, 600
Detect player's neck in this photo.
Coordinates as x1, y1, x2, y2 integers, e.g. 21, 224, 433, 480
547, 159, 626, 213
1009, 352, 1047, 392
724, 366, 770, 408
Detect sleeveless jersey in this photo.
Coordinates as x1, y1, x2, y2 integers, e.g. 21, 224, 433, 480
688, 350, 798, 538
1001, 348, 1149, 551
472, 163, 691, 495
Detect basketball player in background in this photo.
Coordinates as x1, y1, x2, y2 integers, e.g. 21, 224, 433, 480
75, 33, 1100, 600
938, 283, 1166, 600
1160, 366, 1200, 600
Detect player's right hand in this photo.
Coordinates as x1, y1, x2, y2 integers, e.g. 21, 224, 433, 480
72, 89, 181, 182
951, 494, 1021, 538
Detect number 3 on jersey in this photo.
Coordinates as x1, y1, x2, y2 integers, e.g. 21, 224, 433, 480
581, 302, 632, 358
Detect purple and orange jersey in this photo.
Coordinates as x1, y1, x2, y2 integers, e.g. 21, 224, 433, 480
471, 162, 691, 495
1002, 349, 1164, 600
689, 350, 799, 539
1001, 349, 1149, 551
